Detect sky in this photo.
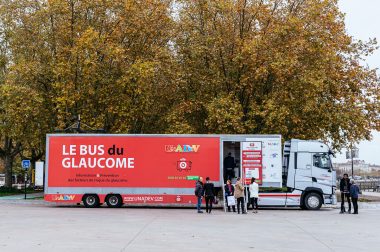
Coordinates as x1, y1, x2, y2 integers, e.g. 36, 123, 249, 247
333, 0, 380, 165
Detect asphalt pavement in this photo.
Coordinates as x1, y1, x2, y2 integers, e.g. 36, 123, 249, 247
0, 200, 379, 252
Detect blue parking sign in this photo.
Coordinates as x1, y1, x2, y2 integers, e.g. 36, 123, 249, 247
22, 160, 31, 169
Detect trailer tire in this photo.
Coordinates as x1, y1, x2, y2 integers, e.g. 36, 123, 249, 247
304, 192, 322, 210
105, 194, 123, 208
83, 194, 100, 208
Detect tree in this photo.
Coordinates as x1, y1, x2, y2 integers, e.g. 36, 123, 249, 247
173, 0, 379, 149
0, 0, 177, 187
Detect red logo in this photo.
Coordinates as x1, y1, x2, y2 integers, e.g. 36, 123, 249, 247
177, 158, 192, 171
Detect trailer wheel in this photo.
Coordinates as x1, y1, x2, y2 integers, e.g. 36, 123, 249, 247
304, 192, 322, 210
105, 194, 123, 208
83, 194, 100, 208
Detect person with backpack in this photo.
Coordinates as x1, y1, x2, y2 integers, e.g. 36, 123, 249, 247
195, 177, 204, 213
204, 177, 215, 214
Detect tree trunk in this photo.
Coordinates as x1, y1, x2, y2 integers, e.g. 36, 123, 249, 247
1, 136, 22, 188
4, 155, 13, 188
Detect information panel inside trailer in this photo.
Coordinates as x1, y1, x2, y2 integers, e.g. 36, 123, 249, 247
47, 136, 220, 188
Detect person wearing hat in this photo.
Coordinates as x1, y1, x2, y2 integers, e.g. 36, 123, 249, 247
350, 180, 360, 214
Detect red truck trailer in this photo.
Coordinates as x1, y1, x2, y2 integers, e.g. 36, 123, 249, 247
44, 134, 221, 207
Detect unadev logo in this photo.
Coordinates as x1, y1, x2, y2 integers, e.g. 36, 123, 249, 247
165, 144, 200, 153
54, 195, 75, 201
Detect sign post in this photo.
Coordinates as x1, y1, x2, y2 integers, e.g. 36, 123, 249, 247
22, 160, 31, 199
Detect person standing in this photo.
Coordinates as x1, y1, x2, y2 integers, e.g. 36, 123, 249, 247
340, 173, 352, 214
234, 177, 246, 214
350, 180, 360, 214
224, 153, 235, 180
204, 177, 215, 214
224, 180, 236, 212
249, 177, 259, 213
195, 177, 204, 213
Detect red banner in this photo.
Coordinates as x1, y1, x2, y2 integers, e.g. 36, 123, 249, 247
242, 141, 263, 184
47, 136, 220, 188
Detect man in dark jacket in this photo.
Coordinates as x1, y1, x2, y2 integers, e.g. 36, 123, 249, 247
195, 177, 204, 213
340, 173, 352, 214
204, 177, 215, 214
350, 180, 360, 214
224, 153, 235, 180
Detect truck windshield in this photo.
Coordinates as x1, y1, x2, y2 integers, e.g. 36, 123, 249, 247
313, 153, 331, 169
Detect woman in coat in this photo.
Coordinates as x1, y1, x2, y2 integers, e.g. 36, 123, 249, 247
234, 177, 246, 214
249, 177, 259, 213
224, 180, 236, 212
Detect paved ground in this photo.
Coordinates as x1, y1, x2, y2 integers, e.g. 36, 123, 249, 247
0, 200, 379, 252
0, 192, 44, 200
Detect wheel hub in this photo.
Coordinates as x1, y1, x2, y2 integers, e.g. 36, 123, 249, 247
308, 196, 320, 208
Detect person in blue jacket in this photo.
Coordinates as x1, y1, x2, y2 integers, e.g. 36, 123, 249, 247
350, 180, 360, 215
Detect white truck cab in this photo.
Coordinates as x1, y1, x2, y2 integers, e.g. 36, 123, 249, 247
282, 139, 337, 209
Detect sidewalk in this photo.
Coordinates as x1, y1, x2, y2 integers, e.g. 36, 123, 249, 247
361, 191, 380, 197
0, 192, 44, 200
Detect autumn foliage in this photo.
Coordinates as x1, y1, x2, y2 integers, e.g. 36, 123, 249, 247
0, 0, 379, 186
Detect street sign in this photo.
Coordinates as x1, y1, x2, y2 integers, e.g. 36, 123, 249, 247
22, 160, 31, 169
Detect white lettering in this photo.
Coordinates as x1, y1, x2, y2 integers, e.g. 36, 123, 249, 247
62, 145, 69, 155
128, 158, 135, 168
69, 145, 76, 155
62, 158, 70, 168
61, 157, 135, 169
98, 158, 105, 168
105, 158, 115, 168
80, 145, 87, 155
79, 158, 87, 168
116, 158, 127, 168
88, 158, 96, 168
98, 145, 105, 155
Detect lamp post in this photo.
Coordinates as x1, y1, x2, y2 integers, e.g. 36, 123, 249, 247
346, 145, 359, 177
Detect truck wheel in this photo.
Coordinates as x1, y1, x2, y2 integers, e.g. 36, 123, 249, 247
300, 203, 307, 210
83, 194, 100, 208
106, 194, 123, 208
304, 193, 322, 210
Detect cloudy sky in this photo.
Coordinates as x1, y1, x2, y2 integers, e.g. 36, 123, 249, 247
333, 0, 380, 164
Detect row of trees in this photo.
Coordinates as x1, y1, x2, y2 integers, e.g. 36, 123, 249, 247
0, 0, 379, 187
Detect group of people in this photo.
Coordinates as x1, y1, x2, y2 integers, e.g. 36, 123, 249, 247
195, 176, 259, 214
340, 173, 360, 214
224, 177, 259, 214
195, 177, 216, 213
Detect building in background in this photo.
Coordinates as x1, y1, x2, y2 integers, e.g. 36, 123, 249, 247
333, 160, 380, 178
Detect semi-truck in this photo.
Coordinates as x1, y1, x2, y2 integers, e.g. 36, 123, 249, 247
44, 134, 337, 210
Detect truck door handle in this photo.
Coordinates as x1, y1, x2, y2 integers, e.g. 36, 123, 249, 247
306, 165, 311, 169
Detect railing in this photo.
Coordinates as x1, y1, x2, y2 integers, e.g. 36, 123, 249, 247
356, 180, 380, 192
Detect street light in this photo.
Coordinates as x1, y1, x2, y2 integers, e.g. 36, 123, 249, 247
346, 146, 359, 177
